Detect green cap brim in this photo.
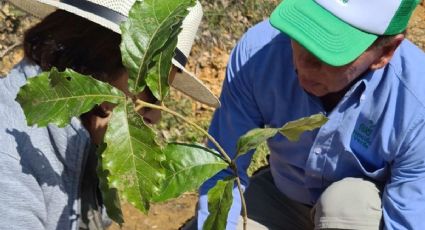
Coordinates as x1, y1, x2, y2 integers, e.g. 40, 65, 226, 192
270, 0, 378, 66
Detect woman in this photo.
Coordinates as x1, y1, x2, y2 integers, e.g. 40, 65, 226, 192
0, 1, 217, 229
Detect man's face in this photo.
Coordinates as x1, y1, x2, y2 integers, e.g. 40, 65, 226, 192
291, 40, 382, 97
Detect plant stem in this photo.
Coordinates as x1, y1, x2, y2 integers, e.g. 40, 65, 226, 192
232, 163, 248, 230
135, 99, 232, 164
135, 99, 248, 229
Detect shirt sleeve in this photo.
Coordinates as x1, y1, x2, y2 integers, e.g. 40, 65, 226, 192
382, 117, 425, 230
196, 34, 265, 229
0, 152, 46, 229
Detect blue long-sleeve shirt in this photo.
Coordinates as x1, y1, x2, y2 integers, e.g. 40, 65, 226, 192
197, 20, 425, 229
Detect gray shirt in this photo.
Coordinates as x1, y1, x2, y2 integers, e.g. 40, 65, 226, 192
0, 59, 102, 230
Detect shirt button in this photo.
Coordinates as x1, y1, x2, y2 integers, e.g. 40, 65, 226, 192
313, 147, 322, 155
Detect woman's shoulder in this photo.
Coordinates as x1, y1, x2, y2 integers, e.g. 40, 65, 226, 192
0, 58, 41, 98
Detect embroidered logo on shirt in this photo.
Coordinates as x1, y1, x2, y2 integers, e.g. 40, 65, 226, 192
353, 120, 375, 149
339, 0, 349, 4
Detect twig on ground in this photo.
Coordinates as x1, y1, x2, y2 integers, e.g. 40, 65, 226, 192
0, 42, 22, 59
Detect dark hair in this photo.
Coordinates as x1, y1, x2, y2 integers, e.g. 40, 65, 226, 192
24, 10, 124, 82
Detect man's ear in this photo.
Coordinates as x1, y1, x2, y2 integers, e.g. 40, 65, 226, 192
370, 34, 405, 70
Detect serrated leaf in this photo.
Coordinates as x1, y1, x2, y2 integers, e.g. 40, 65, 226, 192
102, 99, 166, 213
145, 35, 178, 101
96, 143, 124, 225
121, 0, 195, 94
153, 143, 227, 202
279, 113, 328, 142
236, 128, 278, 158
203, 179, 235, 230
16, 68, 125, 127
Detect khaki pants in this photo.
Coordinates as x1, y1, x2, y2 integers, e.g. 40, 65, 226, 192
183, 168, 383, 230
237, 169, 383, 230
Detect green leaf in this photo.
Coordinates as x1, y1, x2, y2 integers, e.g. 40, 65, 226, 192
145, 36, 178, 101
16, 68, 125, 127
236, 114, 328, 159
102, 99, 166, 213
96, 143, 124, 225
203, 179, 235, 230
279, 113, 328, 142
153, 143, 228, 202
120, 0, 196, 94
236, 128, 278, 157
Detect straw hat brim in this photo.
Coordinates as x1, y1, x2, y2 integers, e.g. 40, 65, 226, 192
8, 0, 220, 108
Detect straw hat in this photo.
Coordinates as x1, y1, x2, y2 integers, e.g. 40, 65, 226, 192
8, 0, 220, 108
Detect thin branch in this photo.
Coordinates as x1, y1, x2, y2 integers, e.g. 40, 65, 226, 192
235, 176, 247, 229
0, 42, 22, 59
135, 99, 248, 229
135, 99, 232, 164
0, 9, 6, 19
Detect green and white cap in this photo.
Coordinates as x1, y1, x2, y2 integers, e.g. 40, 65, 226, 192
270, 0, 420, 66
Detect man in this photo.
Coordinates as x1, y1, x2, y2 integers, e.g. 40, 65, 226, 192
193, 0, 425, 229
